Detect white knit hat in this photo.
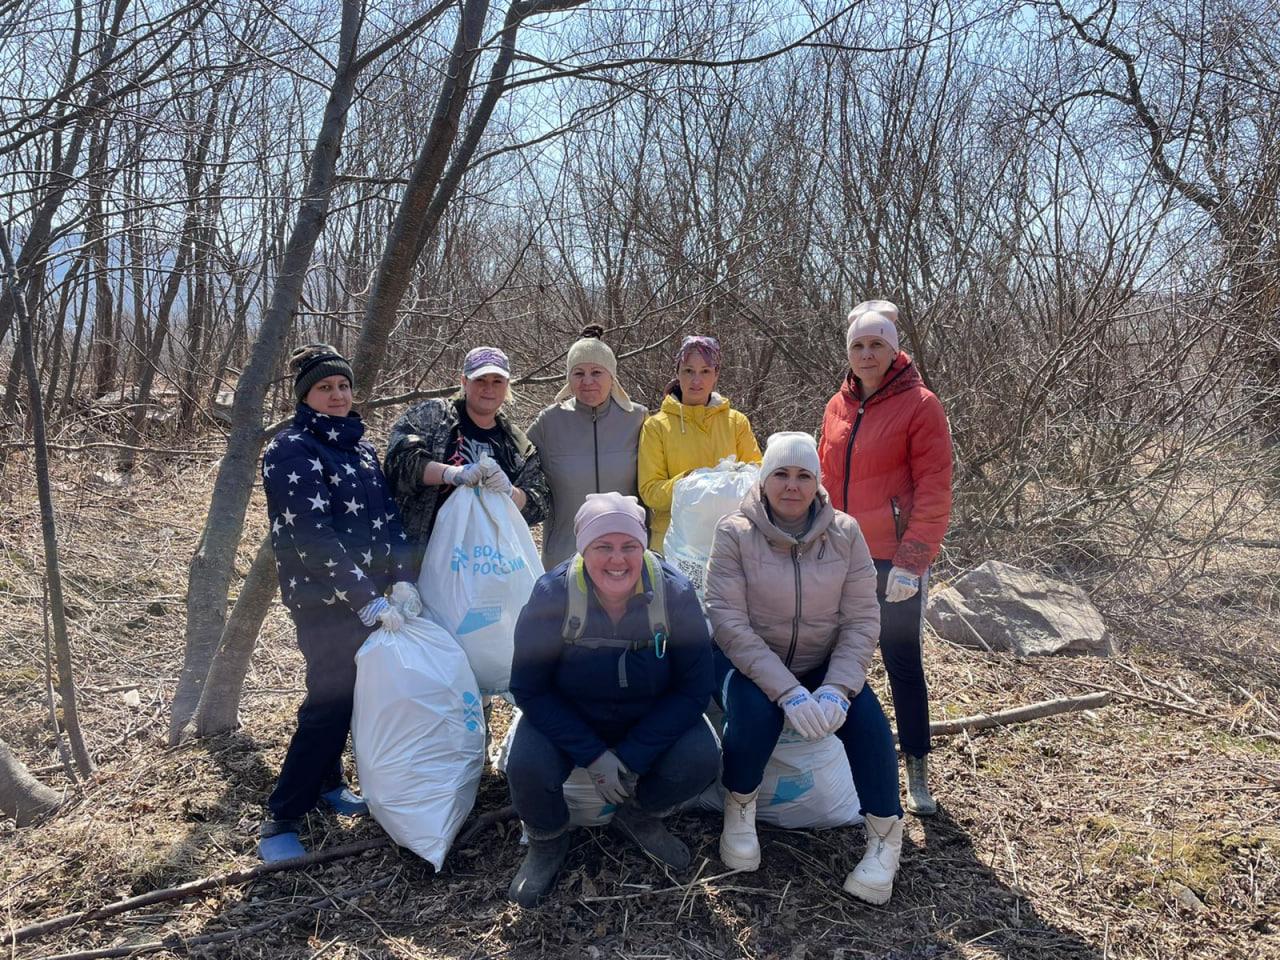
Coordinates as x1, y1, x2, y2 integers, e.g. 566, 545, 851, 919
846, 299, 900, 354
761, 432, 821, 482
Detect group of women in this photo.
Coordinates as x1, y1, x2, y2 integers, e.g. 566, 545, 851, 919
257, 304, 954, 910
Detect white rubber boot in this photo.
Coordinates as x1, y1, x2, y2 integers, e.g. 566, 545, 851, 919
719, 789, 761, 871
842, 813, 904, 905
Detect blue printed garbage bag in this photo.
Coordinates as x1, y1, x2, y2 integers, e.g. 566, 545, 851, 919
696, 727, 862, 829
352, 608, 486, 869
420, 488, 544, 695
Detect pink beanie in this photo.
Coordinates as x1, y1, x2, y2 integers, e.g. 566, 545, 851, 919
574, 492, 647, 554
846, 299, 900, 354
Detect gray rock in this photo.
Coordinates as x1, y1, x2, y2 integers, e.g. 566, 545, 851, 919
925, 560, 1112, 656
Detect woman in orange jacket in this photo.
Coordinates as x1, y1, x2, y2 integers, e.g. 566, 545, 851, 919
817, 300, 953, 816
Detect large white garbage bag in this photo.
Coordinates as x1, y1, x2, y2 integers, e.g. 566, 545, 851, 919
697, 728, 862, 829
352, 608, 486, 869
420, 488, 544, 695
663, 457, 759, 597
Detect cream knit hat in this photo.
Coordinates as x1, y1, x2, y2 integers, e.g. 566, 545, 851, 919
554, 325, 633, 407
760, 432, 821, 482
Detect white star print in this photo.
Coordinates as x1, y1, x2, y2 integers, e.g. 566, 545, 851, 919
326, 428, 339, 441
350, 566, 366, 581
263, 462, 274, 477
288, 432, 302, 441
361, 550, 373, 565
323, 593, 336, 605
286, 471, 300, 484
344, 498, 364, 515
266, 439, 278, 453
342, 463, 356, 475
324, 558, 337, 568
288, 577, 297, 589
371, 517, 383, 530
281, 508, 296, 526
330, 473, 342, 486
333, 589, 347, 602
308, 457, 323, 473
271, 518, 282, 535
308, 492, 329, 511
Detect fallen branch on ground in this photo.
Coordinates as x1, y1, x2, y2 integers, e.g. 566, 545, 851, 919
930, 691, 1112, 737
456, 803, 516, 847
32, 876, 394, 960
5, 837, 391, 947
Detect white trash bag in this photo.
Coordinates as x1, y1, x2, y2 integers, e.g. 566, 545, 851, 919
352, 585, 486, 870
663, 456, 759, 597
495, 710, 617, 827
697, 728, 862, 829
421, 488, 544, 695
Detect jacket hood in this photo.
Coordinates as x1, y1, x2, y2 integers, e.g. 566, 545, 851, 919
841, 351, 921, 405
739, 483, 835, 548
659, 391, 732, 434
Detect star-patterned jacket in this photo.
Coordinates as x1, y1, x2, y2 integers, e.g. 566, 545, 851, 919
262, 404, 414, 621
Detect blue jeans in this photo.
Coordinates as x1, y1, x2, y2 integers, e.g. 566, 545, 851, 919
506, 716, 719, 833
713, 647, 903, 819
875, 559, 931, 757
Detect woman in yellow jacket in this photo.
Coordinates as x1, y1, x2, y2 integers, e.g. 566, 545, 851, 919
638, 336, 762, 549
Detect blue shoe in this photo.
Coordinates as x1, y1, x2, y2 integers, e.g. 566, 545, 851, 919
259, 831, 306, 863
321, 785, 369, 817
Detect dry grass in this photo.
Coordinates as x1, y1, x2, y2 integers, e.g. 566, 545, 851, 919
1, 440, 1278, 960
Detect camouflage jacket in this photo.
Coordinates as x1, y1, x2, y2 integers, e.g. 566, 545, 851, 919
383, 396, 549, 559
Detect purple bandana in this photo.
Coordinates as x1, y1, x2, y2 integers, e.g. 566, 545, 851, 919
674, 335, 721, 371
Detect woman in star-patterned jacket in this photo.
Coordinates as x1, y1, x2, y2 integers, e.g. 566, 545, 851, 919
256, 343, 417, 863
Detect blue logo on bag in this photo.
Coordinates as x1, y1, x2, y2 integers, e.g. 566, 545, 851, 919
456, 604, 503, 635
461, 690, 483, 732
769, 771, 815, 806
450, 547, 469, 572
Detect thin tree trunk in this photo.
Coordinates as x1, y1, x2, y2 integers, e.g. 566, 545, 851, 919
169, 0, 366, 742
193, 536, 277, 737
1, 230, 94, 778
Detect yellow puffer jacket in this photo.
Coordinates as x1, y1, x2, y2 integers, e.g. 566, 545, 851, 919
638, 392, 762, 550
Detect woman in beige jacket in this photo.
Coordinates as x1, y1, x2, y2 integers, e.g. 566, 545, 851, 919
704, 432, 904, 905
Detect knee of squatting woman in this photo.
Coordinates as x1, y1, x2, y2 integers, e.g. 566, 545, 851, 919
505, 492, 718, 907
705, 431, 906, 905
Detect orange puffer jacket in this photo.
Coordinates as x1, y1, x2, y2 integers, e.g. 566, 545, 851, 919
817, 353, 953, 576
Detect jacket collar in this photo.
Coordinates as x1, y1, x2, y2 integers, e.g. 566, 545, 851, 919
739, 483, 835, 548
294, 403, 365, 449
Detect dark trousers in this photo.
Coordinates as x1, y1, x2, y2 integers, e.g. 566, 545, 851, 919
267, 616, 364, 822
875, 558, 931, 757
506, 717, 720, 833
713, 647, 902, 818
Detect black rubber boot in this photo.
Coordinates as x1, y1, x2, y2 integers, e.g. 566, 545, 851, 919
507, 825, 572, 907
611, 803, 691, 870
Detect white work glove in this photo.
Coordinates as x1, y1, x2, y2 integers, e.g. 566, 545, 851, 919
477, 455, 513, 496
389, 581, 422, 619
357, 596, 390, 627
814, 684, 851, 734
443, 462, 485, 487
586, 750, 633, 805
777, 686, 828, 741
377, 604, 405, 633
885, 566, 921, 603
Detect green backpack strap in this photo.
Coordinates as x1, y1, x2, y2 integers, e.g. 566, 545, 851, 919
561, 555, 590, 642
643, 550, 669, 658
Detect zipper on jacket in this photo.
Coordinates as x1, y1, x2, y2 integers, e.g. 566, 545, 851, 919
784, 543, 802, 667
592, 410, 600, 492
841, 405, 866, 512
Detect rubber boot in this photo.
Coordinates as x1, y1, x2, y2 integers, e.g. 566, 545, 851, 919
719, 789, 761, 871
258, 819, 305, 863
611, 803, 691, 870
842, 813, 904, 905
904, 755, 937, 816
508, 825, 572, 907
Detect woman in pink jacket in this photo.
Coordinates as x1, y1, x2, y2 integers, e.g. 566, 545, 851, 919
704, 432, 904, 905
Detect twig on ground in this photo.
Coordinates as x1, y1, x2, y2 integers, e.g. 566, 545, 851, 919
455, 804, 516, 848
929, 691, 1112, 737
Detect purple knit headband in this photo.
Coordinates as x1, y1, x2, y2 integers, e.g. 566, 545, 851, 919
674, 335, 721, 371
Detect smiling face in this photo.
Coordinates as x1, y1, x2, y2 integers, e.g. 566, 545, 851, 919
762, 466, 819, 523
677, 349, 718, 406
847, 335, 896, 390
303, 374, 353, 417
582, 532, 644, 608
461, 372, 508, 421
570, 362, 612, 409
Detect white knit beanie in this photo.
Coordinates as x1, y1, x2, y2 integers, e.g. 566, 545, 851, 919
553, 326, 633, 407
846, 299, 900, 353
760, 432, 821, 482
